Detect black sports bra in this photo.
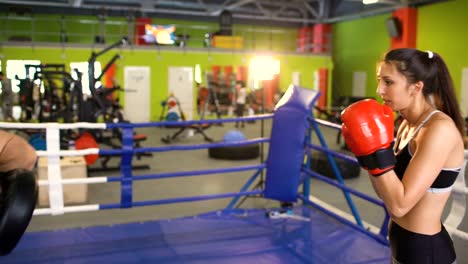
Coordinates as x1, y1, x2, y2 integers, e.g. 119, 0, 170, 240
394, 144, 460, 192
393, 110, 461, 193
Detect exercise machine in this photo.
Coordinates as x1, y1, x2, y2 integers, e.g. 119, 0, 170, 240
160, 94, 213, 144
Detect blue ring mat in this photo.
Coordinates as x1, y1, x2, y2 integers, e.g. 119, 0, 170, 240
1, 205, 390, 264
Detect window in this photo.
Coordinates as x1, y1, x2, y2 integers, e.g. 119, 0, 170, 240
5, 60, 41, 93
70, 61, 102, 95
195, 64, 202, 84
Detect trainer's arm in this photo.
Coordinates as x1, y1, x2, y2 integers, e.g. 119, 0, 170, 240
0, 130, 37, 172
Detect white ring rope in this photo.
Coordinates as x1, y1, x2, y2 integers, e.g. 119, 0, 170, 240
443, 150, 468, 241
34, 204, 100, 216
37, 177, 108, 186
446, 226, 468, 241
0, 122, 107, 129
36, 148, 100, 157
452, 185, 468, 195
0, 122, 107, 215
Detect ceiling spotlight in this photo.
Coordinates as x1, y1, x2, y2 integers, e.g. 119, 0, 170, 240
363, 0, 379, 4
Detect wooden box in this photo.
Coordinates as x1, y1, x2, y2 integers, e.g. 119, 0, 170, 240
37, 156, 88, 206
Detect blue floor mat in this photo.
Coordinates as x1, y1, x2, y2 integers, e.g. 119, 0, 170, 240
0, 206, 390, 264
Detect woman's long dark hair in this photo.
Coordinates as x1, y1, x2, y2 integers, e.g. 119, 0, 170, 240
384, 48, 464, 136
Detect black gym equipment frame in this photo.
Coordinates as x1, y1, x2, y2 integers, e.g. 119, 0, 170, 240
85, 37, 152, 172
159, 95, 214, 144
87, 37, 127, 121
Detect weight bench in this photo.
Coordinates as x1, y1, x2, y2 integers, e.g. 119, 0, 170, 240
161, 124, 213, 144
88, 132, 153, 172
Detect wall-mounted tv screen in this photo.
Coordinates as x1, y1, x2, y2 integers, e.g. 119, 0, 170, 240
143, 24, 176, 45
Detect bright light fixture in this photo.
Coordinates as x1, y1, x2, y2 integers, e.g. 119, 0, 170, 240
249, 56, 280, 81
194, 64, 202, 84
363, 0, 379, 4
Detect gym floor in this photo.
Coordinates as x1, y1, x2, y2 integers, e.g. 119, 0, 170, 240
27, 119, 468, 262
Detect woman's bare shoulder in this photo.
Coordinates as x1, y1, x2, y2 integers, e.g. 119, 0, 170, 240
424, 112, 459, 136
417, 112, 464, 164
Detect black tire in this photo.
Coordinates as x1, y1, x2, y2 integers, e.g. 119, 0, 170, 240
208, 144, 260, 160
311, 152, 360, 179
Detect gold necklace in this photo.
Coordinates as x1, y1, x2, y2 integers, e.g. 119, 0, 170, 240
396, 106, 434, 153
408, 106, 433, 128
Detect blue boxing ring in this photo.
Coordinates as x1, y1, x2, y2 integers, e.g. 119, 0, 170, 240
0, 85, 392, 263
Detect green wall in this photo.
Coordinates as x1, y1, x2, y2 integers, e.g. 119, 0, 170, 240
332, 0, 467, 104
0, 14, 298, 52
0, 14, 128, 44
417, 0, 468, 97
0, 45, 331, 121
331, 14, 390, 101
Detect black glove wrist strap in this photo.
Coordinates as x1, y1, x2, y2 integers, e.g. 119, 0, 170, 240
357, 147, 396, 170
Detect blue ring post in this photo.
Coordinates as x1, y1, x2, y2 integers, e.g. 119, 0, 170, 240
225, 168, 263, 210
311, 120, 364, 227
120, 124, 134, 208
379, 209, 391, 237
302, 116, 313, 200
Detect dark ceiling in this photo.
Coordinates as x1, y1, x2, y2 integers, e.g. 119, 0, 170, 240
0, 0, 449, 27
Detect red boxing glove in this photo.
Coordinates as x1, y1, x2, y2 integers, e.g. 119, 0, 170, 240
341, 99, 396, 176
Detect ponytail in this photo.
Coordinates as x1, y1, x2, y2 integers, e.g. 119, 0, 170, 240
384, 48, 464, 136
428, 53, 464, 136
